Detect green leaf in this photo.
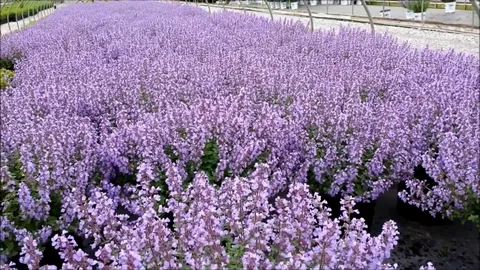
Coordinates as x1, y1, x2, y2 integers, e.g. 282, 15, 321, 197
183, 160, 197, 189
177, 128, 188, 139
199, 138, 220, 186
223, 236, 245, 269
240, 148, 270, 177
164, 145, 180, 162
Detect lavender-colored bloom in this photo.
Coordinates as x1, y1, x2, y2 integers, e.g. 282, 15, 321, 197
0, 1, 478, 268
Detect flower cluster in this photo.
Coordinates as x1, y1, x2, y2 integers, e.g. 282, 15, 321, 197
0, 1, 478, 268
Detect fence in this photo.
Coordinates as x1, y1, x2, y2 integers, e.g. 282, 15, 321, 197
0, 0, 64, 34
173, 0, 480, 33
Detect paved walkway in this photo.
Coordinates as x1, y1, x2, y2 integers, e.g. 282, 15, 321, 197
0, 3, 71, 36
200, 5, 480, 56
299, 3, 479, 27
225, 2, 479, 27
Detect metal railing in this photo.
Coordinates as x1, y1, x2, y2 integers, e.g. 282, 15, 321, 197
0, 0, 64, 35
173, 0, 479, 32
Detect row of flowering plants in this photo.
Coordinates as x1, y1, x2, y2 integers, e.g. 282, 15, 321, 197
0, 1, 478, 269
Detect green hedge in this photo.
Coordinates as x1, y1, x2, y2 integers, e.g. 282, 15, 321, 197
0, 1, 54, 25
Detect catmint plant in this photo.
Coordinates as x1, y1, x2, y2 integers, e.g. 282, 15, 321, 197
0, 1, 478, 268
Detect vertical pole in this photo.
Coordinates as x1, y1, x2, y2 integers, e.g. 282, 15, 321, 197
382, 0, 385, 17
20, 0, 25, 28
27, 0, 31, 19
40, 0, 44, 18
472, 6, 475, 28
302, 0, 314, 31
470, 0, 480, 21
361, 0, 374, 34
206, 0, 211, 13
264, 0, 273, 20
7, 0, 14, 32
40, 0, 44, 17
239, 0, 246, 14
421, 0, 424, 21
35, 0, 39, 20
15, 0, 20, 31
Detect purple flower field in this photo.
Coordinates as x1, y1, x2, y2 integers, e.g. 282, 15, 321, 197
0, 2, 478, 269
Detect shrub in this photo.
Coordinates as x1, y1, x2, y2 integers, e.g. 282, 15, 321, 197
0, 68, 14, 90
407, 0, 430, 12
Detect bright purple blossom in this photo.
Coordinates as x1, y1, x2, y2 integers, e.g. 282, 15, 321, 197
0, 1, 478, 269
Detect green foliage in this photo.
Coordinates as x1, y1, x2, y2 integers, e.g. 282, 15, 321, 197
91, 169, 103, 186
49, 193, 63, 221
139, 87, 158, 113
152, 169, 169, 209
0, 152, 63, 258
177, 128, 188, 139
307, 166, 324, 194
306, 128, 392, 197
307, 125, 319, 140
164, 144, 180, 162
113, 156, 140, 186
0, 155, 24, 259
113, 171, 137, 186
240, 148, 270, 178
162, 139, 270, 191
222, 167, 232, 179
0, 58, 15, 70
222, 236, 245, 269
285, 95, 294, 106
1, 234, 18, 258
183, 160, 197, 189
162, 144, 197, 189
199, 139, 220, 186
360, 89, 368, 103
7, 152, 24, 181
407, 0, 430, 12
0, 1, 54, 24
451, 188, 480, 230
353, 146, 377, 196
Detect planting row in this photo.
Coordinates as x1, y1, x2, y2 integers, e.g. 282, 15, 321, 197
0, 1, 478, 269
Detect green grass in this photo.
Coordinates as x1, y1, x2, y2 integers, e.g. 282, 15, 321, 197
0, 1, 54, 24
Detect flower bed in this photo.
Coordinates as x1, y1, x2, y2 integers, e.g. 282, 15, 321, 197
0, 2, 478, 269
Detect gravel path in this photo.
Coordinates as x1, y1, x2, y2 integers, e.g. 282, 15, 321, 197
200, 5, 480, 56
250, 3, 480, 27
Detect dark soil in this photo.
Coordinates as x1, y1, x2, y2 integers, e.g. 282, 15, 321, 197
372, 187, 480, 270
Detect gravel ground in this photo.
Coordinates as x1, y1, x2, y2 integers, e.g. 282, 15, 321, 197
200, 5, 480, 56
